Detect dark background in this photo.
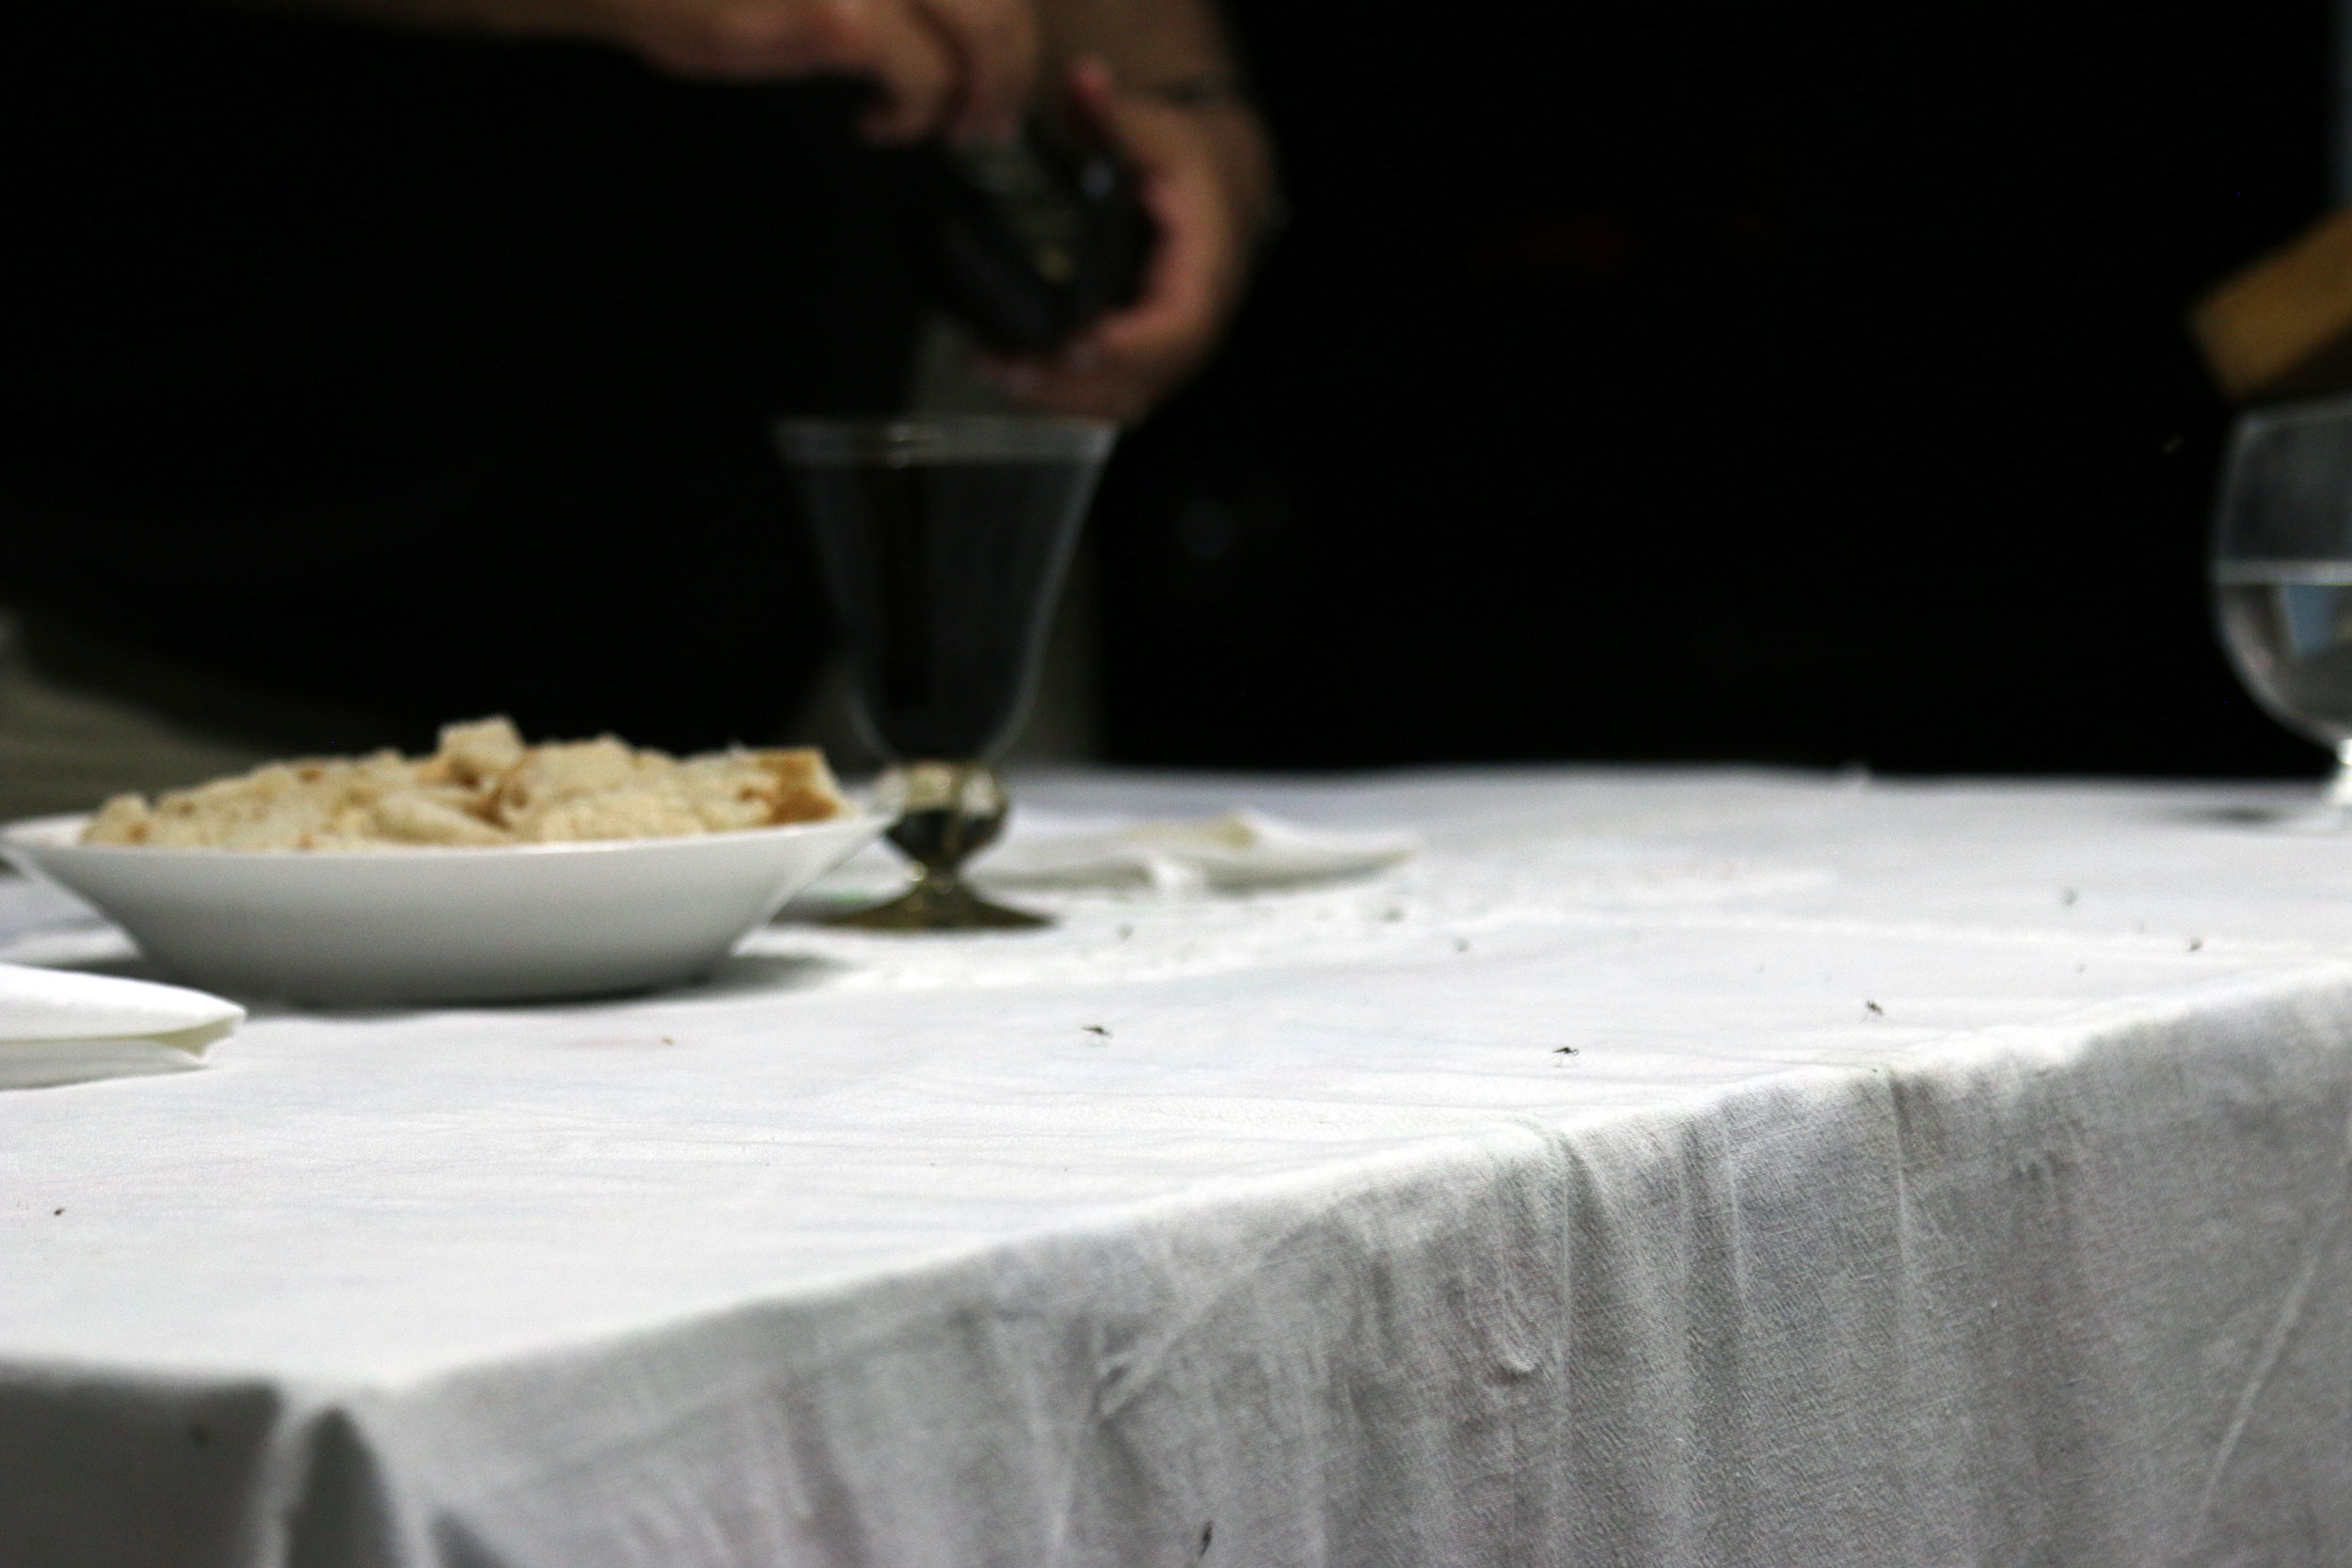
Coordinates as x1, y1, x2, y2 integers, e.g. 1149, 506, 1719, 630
3, 0, 2337, 777
1094, 0, 2336, 776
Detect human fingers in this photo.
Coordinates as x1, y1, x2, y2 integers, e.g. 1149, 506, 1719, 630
975, 239, 1216, 424
1061, 52, 1118, 135
980, 71, 1241, 420
987, 207, 1218, 423
840, 0, 960, 141
905, 0, 1038, 142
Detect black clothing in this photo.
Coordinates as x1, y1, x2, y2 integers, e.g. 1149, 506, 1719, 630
3, 2, 924, 751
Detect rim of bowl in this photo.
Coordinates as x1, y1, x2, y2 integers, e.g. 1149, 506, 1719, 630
0, 811, 889, 863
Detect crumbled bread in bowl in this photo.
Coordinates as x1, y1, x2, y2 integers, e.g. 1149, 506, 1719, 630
82, 717, 846, 850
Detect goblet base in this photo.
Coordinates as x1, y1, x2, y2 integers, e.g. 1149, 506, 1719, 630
828, 879, 1050, 931
832, 759, 1049, 929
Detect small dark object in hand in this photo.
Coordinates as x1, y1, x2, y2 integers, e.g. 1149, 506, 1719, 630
919, 116, 1153, 355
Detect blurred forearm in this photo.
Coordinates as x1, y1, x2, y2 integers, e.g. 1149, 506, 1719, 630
199, 0, 1038, 136
208, 0, 576, 37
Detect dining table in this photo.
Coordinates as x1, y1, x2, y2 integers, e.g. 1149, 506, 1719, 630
3, 766, 2349, 1567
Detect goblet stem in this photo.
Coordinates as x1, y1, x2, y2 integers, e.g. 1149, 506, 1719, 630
2326, 742, 2352, 815
830, 760, 1049, 930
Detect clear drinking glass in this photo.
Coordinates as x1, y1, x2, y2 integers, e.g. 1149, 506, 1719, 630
776, 415, 1116, 928
2213, 393, 2352, 811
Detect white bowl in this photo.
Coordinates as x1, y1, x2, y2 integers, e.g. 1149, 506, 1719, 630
0, 813, 887, 1005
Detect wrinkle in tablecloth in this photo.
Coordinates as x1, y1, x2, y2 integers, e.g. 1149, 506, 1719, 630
8, 773, 2352, 1567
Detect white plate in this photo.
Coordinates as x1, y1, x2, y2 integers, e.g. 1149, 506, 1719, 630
0, 812, 888, 1006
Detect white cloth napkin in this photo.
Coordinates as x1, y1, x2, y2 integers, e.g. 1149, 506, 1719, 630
0, 962, 244, 1090
979, 810, 1420, 895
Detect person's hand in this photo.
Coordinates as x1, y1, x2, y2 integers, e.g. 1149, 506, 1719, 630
439, 0, 1038, 141
980, 56, 1277, 424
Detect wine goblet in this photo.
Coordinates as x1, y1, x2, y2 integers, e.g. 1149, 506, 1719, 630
776, 415, 1116, 928
2213, 394, 2352, 814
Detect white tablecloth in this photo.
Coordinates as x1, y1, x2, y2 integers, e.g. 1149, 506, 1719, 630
3, 769, 2349, 1567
